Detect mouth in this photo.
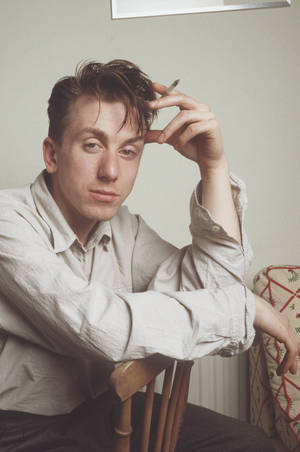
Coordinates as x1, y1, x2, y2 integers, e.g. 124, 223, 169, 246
89, 189, 120, 203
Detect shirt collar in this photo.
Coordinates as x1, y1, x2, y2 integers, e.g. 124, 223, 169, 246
31, 171, 111, 253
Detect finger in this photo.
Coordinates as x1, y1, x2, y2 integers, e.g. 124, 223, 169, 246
159, 110, 215, 143
277, 340, 298, 375
276, 352, 288, 376
171, 120, 219, 150
148, 93, 207, 112
277, 352, 292, 375
144, 129, 162, 144
152, 82, 181, 96
280, 354, 294, 375
277, 352, 298, 375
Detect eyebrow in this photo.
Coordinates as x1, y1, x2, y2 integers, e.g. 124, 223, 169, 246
78, 127, 145, 145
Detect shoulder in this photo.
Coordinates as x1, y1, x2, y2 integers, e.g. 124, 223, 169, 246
0, 184, 33, 210
0, 184, 35, 225
0, 184, 52, 247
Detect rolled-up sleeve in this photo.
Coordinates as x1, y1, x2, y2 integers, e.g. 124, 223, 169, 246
188, 172, 253, 287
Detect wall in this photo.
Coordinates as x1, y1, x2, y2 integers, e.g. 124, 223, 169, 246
0, 0, 299, 420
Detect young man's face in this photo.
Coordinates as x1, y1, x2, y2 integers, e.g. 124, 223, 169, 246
43, 95, 145, 239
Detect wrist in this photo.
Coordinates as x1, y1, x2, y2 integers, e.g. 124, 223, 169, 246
198, 155, 229, 181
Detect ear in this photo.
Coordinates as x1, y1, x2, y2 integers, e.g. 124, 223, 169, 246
43, 137, 59, 174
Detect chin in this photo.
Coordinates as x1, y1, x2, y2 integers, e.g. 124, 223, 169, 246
88, 206, 120, 222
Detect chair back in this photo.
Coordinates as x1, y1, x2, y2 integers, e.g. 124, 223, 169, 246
109, 355, 194, 452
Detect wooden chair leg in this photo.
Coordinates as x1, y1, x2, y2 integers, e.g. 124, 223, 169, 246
169, 361, 193, 452
162, 362, 185, 451
141, 379, 156, 452
153, 362, 175, 452
114, 398, 133, 452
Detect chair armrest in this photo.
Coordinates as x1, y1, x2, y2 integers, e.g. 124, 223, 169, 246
108, 354, 174, 402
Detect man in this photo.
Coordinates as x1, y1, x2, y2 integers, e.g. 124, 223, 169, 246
0, 59, 297, 451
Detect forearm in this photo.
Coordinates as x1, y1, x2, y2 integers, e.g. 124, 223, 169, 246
147, 86, 242, 245
187, 172, 252, 288
1, 265, 255, 362
199, 157, 242, 245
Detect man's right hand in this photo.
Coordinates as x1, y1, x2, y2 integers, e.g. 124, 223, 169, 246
253, 293, 300, 376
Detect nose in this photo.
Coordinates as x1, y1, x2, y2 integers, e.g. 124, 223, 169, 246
97, 150, 119, 182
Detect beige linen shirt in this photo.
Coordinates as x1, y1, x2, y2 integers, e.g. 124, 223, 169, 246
0, 171, 255, 415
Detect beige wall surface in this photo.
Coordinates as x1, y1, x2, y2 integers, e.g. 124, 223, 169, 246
0, 0, 299, 419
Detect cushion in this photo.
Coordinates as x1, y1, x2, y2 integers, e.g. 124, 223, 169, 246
274, 403, 300, 452
249, 336, 276, 437
253, 266, 300, 449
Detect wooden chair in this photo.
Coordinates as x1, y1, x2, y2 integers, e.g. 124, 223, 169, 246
109, 354, 194, 452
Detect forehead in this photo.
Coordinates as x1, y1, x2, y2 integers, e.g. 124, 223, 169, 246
66, 95, 142, 137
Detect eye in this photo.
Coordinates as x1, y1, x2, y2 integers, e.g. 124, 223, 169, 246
119, 148, 138, 159
83, 141, 102, 152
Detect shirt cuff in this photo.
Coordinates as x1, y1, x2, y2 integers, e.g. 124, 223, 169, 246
219, 286, 256, 357
189, 172, 253, 265
191, 172, 246, 236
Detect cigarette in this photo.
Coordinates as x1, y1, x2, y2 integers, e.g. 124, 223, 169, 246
165, 79, 180, 95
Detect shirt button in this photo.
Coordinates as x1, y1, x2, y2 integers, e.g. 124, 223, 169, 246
211, 225, 221, 232
102, 235, 110, 251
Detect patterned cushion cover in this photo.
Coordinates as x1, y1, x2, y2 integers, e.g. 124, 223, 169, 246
274, 403, 300, 452
249, 335, 276, 437
253, 265, 300, 450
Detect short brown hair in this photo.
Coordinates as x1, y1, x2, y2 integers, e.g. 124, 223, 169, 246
47, 59, 157, 143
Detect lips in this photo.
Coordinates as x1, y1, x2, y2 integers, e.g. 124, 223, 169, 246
89, 189, 120, 203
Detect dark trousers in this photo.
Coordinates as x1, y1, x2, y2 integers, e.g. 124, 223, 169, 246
0, 392, 274, 452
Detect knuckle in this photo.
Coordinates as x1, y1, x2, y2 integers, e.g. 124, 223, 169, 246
189, 123, 200, 134
180, 110, 191, 120
211, 118, 219, 128
177, 93, 186, 103
208, 118, 219, 132
198, 102, 210, 112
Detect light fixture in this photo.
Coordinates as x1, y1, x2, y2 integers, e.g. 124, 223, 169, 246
111, 0, 291, 20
